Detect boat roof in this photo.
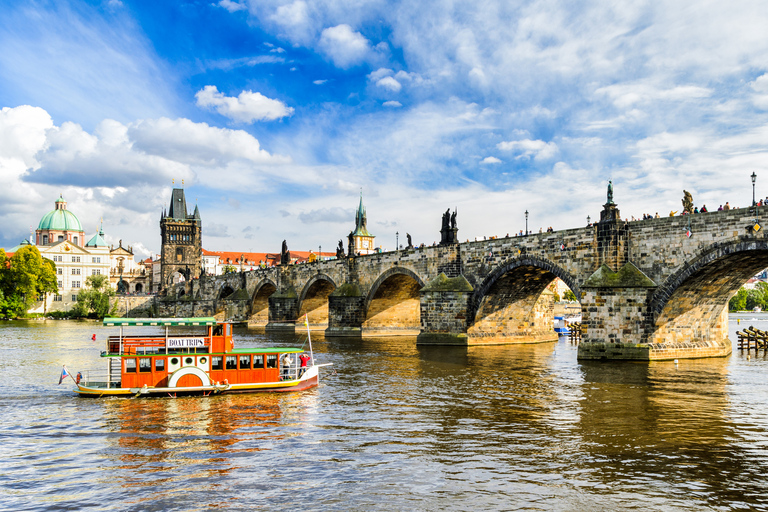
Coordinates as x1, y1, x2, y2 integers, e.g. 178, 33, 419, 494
230, 347, 305, 354
103, 317, 217, 327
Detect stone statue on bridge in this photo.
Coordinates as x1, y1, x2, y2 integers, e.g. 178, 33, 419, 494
607, 180, 614, 205
682, 190, 694, 214
406, 233, 413, 249
348, 231, 355, 257
280, 240, 290, 265
336, 240, 345, 259
440, 208, 458, 245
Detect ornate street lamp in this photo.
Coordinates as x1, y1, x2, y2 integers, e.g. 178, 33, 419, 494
319, 245, 321, 262
396, 231, 399, 251
587, 215, 591, 226
525, 210, 529, 235
752, 172, 757, 207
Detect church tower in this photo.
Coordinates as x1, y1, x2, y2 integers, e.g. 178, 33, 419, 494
160, 188, 202, 290
350, 192, 375, 255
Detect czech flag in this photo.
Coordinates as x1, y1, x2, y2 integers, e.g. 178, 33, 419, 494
58, 366, 70, 385
686, 229, 692, 238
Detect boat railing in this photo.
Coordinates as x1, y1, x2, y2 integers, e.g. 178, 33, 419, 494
279, 364, 311, 381
80, 369, 121, 388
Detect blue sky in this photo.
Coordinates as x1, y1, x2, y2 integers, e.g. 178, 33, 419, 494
2, 0, 768, 257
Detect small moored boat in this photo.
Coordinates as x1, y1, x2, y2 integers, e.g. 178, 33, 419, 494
69, 316, 330, 398
554, 314, 582, 335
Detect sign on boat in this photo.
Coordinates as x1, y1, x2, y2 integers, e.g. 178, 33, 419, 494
64, 316, 330, 398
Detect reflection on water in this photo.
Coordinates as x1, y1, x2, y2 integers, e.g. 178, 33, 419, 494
3, 319, 768, 510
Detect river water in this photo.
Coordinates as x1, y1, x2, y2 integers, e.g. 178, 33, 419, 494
3, 315, 768, 511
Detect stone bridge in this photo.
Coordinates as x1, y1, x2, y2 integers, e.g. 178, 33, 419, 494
163, 202, 768, 361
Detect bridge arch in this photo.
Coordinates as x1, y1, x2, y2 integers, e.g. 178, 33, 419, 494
468, 255, 580, 343
298, 274, 337, 328
363, 267, 425, 335
217, 284, 237, 300
249, 279, 278, 325
648, 239, 768, 346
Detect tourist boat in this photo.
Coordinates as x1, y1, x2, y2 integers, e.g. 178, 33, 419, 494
553, 314, 582, 335
68, 316, 330, 398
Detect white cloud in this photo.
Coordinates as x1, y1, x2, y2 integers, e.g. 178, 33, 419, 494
368, 68, 393, 81
383, 101, 402, 108
481, 156, 502, 164
217, 0, 246, 13
497, 139, 558, 161
317, 24, 371, 68
376, 76, 402, 92
313, 79, 328, 85
195, 85, 294, 123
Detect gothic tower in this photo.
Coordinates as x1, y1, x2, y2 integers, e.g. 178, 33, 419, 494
350, 192, 375, 255
160, 188, 202, 291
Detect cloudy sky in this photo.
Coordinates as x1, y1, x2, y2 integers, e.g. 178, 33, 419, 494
2, 0, 768, 257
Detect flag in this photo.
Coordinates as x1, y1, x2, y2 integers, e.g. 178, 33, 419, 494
304, 314, 309, 327
686, 229, 692, 238
560, 243, 566, 250
58, 366, 70, 385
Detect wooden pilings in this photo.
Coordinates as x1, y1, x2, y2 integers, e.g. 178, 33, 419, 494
736, 326, 768, 350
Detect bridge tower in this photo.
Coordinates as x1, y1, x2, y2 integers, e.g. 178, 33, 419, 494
160, 188, 202, 292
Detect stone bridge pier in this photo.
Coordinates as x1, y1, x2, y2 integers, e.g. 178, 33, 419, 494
164, 199, 768, 361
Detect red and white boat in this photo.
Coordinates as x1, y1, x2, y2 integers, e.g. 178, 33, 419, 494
70, 316, 330, 398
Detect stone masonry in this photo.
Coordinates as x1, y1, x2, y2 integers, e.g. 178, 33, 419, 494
160, 204, 768, 361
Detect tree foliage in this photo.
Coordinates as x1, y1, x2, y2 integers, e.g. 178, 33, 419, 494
72, 274, 117, 319
0, 246, 58, 319
563, 290, 577, 302
730, 283, 768, 312
222, 265, 237, 274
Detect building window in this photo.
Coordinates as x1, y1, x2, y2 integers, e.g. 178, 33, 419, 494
43, 235, 48, 244
239, 355, 251, 369
58, 236, 64, 242
92, 269, 101, 275
72, 268, 80, 275
73, 236, 78, 245
125, 359, 137, 373
72, 256, 80, 263
176, 248, 183, 262
139, 358, 151, 373
92, 257, 101, 263
71, 295, 78, 302
53, 255, 63, 262
212, 356, 223, 370
57, 281, 63, 288
57, 268, 63, 275
37, 294, 45, 301
72, 281, 80, 288
53, 295, 62, 301
155, 358, 165, 372
225, 356, 237, 370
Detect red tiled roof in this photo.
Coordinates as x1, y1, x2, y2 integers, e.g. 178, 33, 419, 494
202, 249, 336, 267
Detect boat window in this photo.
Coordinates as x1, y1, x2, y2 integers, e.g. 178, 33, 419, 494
212, 356, 223, 370
266, 354, 277, 368
213, 325, 223, 336
226, 356, 237, 370
155, 358, 165, 372
199, 357, 207, 365
139, 358, 151, 372
184, 357, 194, 366
170, 357, 179, 366
253, 355, 264, 368
239, 355, 251, 369
125, 358, 137, 373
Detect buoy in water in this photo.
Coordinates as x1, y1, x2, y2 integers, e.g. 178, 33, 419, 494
91, 334, 96, 341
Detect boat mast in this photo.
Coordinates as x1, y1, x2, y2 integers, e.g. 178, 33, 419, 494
305, 313, 314, 365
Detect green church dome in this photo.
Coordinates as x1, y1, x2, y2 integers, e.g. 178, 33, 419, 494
37, 196, 83, 232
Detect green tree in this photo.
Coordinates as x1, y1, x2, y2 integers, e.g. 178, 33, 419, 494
563, 290, 577, 302
730, 288, 748, 312
0, 246, 58, 318
222, 265, 237, 274
72, 274, 117, 319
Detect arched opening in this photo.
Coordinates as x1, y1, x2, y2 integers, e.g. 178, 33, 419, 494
219, 285, 236, 300
299, 277, 336, 330
176, 247, 183, 262
469, 258, 578, 344
650, 242, 768, 350
169, 271, 186, 284
134, 283, 143, 293
249, 281, 277, 327
364, 271, 423, 336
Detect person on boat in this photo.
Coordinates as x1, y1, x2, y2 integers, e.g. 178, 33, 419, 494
282, 354, 294, 380
299, 353, 311, 376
